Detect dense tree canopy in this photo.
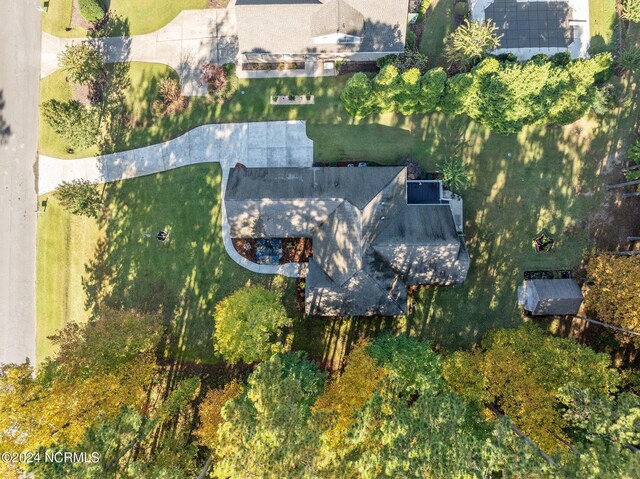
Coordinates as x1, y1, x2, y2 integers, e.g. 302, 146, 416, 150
443, 324, 620, 452
214, 353, 326, 479
0, 310, 162, 454
213, 285, 292, 363
585, 254, 640, 345
342, 54, 612, 133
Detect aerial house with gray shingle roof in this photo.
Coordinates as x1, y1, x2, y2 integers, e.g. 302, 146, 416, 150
225, 166, 470, 316
235, 0, 409, 65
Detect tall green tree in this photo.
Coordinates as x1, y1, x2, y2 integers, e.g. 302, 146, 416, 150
335, 335, 549, 479
41, 99, 99, 150
341, 72, 375, 118
213, 286, 292, 363
444, 19, 502, 70
443, 324, 620, 452
372, 64, 401, 113
54, 179, 102, 218
416, 67, 447, 113
439, 156, 469, 193
58, 42, 105, 86
214, 353, 325, 479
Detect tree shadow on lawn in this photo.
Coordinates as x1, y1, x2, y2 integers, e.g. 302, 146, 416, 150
81, 164, 286, 371
297, 103, 638, 360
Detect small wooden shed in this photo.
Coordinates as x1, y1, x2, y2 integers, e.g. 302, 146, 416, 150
517, 279, 583, 316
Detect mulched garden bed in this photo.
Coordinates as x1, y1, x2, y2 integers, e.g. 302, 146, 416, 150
337, 61, 379, 75
242, 62, 305, 71
523, 270, 572, 280
232, 237, 312, 265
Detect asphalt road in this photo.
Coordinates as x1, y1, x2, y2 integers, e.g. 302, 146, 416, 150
0, 1, 41, 365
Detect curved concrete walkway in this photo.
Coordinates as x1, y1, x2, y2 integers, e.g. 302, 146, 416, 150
41, 9, 239, 95
39, 121, 313, 277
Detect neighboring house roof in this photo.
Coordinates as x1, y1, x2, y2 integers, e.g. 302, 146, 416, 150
234, 0, 407, 55
517, 279, 584, 316
226, 167, 470, 316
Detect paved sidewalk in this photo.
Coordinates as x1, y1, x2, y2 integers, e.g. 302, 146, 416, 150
39, 121, 314, 277
41, 9, 239, 95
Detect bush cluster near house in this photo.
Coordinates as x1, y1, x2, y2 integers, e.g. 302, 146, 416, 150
342, 53, 613, 134
78, 0, 106, 24
200, 63, 239, 103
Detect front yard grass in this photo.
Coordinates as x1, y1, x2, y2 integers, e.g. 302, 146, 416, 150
41, 0, 207, 37
36, 164, 295, 364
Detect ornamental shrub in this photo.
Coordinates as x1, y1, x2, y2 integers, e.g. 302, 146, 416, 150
78, 0, 105, 24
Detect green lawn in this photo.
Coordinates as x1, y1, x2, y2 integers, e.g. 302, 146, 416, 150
37, 58, 639, 366
41, 0, 207, 37
419, 0, 454, 67
588, 0, 618, 53
36, 164, 296, 364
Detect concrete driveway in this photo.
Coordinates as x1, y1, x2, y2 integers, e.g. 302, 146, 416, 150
0, 0, 40, 365
38, 121, 314, 278
41, 9, 239, 95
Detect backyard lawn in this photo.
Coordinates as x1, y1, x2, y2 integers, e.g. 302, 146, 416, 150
588, 0, 618, 53
41, 0, 207, 37
419, 0, 454, 67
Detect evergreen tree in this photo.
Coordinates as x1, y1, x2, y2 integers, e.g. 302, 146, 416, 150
41, 99, 99, 150
416, 67, 447, 113
214, 353, 325, 479
341, 72, 375, 118
372, 64, 401, 113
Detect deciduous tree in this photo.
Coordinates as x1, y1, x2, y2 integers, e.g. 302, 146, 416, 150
585, 255, 640, 345
54, 179, 102, 218
443, 324, 620, 452
58, 42, 105, 86
41, 99, 99, 150
214, 353, 325, 479
213, 286, 292, 363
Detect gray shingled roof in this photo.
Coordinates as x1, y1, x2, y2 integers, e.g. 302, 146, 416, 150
519, 279, 583, 316
234, 0, 407, 55
225, 166, 470, 316
310, 0, 365, 36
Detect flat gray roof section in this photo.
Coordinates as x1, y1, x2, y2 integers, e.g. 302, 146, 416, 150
485, 0, 574, 49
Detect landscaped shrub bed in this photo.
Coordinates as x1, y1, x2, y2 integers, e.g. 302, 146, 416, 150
78, 0, 106, 24
232, 237, 312, 264
242, 62, 305, 71
523, 270, 572, 280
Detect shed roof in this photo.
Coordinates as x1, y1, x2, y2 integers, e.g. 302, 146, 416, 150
518, 279, 583, 316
